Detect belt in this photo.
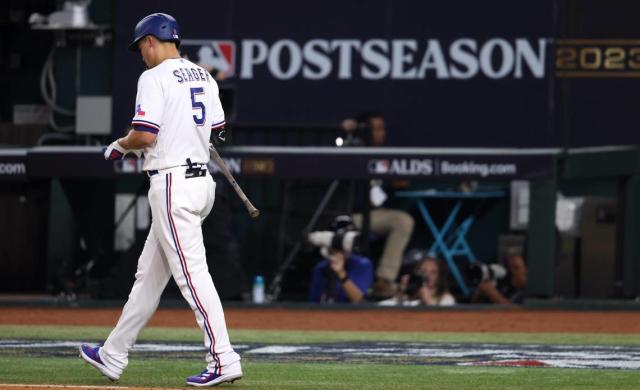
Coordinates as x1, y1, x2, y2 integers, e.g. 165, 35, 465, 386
146, 162, 208, 178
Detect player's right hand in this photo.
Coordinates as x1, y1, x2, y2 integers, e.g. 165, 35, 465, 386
103, 140, 127, 160
103, 141, 143, 160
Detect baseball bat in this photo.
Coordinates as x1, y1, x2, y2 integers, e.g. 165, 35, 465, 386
208, 144, 260, 218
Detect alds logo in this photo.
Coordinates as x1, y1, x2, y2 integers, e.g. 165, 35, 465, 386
369, 158, 434, 176
181, 40, 236, 77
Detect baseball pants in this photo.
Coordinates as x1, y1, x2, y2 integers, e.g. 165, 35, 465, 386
100, 167, 240, 376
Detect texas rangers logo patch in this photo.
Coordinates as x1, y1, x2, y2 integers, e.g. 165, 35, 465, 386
181, 40, 236, 78
135, 104, 145, 116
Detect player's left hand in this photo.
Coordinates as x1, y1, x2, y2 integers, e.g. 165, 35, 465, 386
103, 140, 127, 160
212, 126, 230, 146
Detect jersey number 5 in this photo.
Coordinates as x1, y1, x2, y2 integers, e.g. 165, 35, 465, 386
190, 87, 206, 126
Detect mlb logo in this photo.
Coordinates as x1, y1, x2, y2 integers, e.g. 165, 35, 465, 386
368, 159, 390, 174
182, 40, 236, 78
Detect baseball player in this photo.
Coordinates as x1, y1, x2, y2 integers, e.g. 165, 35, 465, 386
78, 13, 242, 387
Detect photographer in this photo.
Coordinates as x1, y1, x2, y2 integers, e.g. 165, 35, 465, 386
342, 112, 415, 300
471, 250, 528, 304
308, 216, 374, 304
380, 254, 455, 306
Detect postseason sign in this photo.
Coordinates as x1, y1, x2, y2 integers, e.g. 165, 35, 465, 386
181, 38, 547, 81
112, 0, 640, 148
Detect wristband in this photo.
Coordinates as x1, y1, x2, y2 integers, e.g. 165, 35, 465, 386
339, 274, 349, 283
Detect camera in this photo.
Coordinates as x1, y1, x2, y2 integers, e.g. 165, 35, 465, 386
335, 131, 365, 147
342, 132, 365, 146
337, 116, 371, 147
404, 273, 427, 296
308, 215, 361, 255
468, 262, 507, 286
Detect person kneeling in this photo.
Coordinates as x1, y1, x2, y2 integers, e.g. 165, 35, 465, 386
308, 216, 374, 304
379, 255, 455, 306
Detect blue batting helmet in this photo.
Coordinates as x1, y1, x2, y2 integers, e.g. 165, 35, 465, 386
128, 13, 180, 51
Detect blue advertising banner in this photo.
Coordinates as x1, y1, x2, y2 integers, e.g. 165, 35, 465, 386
15, 146, 557, 181
112, 0, 640, 148
0, 149, 27, 182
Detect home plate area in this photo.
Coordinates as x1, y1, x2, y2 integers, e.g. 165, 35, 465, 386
2, 340, 640, 370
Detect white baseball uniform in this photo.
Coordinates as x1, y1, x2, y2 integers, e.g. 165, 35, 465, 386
99, 57, 239, 377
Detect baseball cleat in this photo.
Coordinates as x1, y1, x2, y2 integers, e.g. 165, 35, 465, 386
186, 365, 243, 387
78, 344, 120, 381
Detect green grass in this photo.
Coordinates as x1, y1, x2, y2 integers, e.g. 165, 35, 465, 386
2, 324, 640, 388
1, 324, 640, 346
0, 356, 639, 389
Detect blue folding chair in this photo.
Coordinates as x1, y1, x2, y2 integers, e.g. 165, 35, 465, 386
397, 190, 505, 296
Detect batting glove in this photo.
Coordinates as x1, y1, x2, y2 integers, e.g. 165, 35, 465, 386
103, 141, 142, 160
104, 140, 125, 160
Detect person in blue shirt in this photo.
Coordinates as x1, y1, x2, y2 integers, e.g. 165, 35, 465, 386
309, 249, 374, 303
308, 215, 374, 303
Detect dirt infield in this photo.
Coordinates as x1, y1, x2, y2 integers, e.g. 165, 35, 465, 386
2, 307, 640, 333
